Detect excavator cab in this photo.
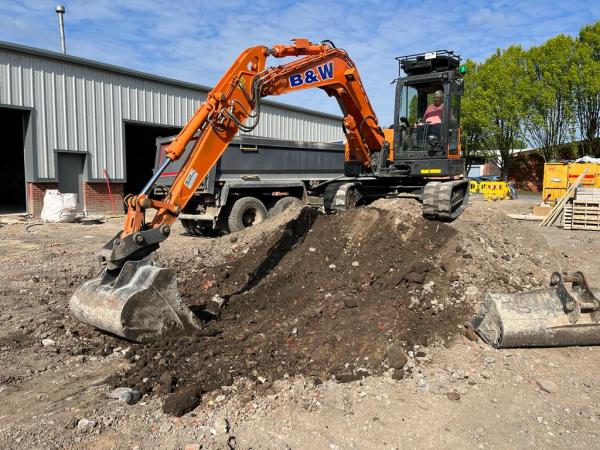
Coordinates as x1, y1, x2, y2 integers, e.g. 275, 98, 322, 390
391, 50, 465, 177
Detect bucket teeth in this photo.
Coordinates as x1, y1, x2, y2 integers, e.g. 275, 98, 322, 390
69, 256, 201, 343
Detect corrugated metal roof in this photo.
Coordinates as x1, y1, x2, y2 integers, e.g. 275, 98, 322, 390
0, 40, 344, 182
0, 40, 343, 121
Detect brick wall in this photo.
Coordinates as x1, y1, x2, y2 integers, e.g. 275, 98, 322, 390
27, 182, 58, 216
508, 153, 545, 192
27, 182, 125, 217
82, 182, 125, 214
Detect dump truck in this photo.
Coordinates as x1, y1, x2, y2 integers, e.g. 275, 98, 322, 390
70, 39, 471, 342
152, 134, 346, 235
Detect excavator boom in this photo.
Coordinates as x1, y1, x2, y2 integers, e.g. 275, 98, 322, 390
94, 39, 388, 271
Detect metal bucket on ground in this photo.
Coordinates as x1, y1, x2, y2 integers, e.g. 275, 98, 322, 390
471, 272, 600, 348
69, 256, 202, 343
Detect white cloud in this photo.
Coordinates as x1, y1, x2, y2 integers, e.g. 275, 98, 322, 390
0, 0, 597, 124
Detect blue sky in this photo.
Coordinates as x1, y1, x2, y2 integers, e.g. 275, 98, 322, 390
1, 0, 598, 124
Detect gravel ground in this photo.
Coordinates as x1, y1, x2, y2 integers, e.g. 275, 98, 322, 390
0, 195, 599, 449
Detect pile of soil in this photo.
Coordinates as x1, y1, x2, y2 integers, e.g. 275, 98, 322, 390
110, 202, 473, 415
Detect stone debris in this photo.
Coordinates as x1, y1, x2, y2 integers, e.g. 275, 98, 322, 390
386, 344, 408, 369
579, 406, 597, 420
343, 298, 358, 308
536, 379, 559, 394
106, 387, 141, 404
205, 294, 226, 316
3, 198, 600, 449
212, 417, 230, 435
447, 391, 461, 401
76, 419, 96, 433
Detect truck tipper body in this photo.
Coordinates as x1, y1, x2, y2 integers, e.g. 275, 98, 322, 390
153, 134, 345, 234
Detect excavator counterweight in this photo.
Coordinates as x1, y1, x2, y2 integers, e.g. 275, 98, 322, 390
70, 40, 470, 341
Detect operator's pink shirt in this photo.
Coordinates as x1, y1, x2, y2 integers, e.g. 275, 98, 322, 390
423, 103, 443, 124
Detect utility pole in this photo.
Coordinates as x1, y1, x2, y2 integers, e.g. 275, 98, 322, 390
56, 4, 66, 54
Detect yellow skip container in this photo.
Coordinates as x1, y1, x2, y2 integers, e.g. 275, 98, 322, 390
543, 162, 600, 202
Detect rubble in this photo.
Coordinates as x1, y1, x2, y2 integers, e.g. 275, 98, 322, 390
386, 344, 408, 369
76, 419, 96, 433
107, 387, 141, 404
1, 197, 599, 448
537, 379, 559, 394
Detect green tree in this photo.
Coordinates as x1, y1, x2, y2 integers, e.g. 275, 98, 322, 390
524, 34, 577, 161
462, 47, 528, 178
574, 22, 600, 156
460, 60, 492, 173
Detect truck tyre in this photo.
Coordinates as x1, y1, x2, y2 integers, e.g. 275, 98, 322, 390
268, 196, 303, 218
227, 196, 268, 233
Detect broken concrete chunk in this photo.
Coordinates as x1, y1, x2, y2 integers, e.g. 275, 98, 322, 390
343, 298, 358, 308
386, 344, 408, 369
212, 417, 230, 435
447, 391, 461, 401
536, 379, 558, 394
205, 294, 226, 317
106, 387, 140, 404
76, 418, 96, 432
411, 261, 433, 273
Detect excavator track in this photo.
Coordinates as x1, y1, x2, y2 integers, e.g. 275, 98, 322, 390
323, 182, 358, 213
422, 179, 469, 222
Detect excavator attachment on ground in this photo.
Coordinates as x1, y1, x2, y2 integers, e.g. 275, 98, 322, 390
69, 39, 470, 341
70, 257, 201, 342
471, 272, 600, 348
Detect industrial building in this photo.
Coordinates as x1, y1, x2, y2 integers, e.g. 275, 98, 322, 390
0, 41, 343, 216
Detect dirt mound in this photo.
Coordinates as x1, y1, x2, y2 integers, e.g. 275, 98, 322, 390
110, 202, 474, 414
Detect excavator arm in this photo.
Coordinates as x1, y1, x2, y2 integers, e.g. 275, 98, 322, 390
100, 39, 386, 270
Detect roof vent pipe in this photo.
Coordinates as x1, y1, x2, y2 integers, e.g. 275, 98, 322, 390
55, 4, 66, 54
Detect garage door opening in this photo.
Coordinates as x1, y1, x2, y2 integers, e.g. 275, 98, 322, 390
124, 123, 181, 196
0, 107, 29, 214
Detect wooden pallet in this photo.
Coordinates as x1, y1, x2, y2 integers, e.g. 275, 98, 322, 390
541, 168, 589, 227
576, 187, 600, 201
563, 200, 600, 230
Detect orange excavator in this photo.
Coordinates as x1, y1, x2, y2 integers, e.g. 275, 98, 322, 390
70, 39, 469, 342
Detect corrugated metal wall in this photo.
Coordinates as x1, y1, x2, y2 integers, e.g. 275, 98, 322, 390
0, 45, 343, 181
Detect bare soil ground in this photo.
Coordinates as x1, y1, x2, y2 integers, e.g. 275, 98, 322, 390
0, 194, 599, 449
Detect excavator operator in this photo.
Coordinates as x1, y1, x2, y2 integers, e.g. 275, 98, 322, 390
422, 90, 444, 124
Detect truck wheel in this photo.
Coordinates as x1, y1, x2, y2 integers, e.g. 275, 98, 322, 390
227, 197, 268, 233
268, 196, 303, 218
181, 219, 219, 237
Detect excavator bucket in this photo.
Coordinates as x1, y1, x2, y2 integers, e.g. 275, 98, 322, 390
471, 272, 600, 348
69, 257, 202, 343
